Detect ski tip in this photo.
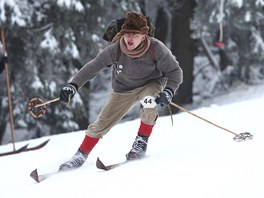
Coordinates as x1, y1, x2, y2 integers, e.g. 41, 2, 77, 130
0, 144, 29, 157
42, 138, 50, 145
30, 169, 39, 183
37, 138, 50, 148
26, 139, 50, 151
96, 157, 108, 171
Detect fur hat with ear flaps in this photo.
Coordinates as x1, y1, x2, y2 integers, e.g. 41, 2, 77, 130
120, 12, 149, 34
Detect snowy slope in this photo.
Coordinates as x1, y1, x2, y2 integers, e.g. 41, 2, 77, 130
0, 83, 264, 198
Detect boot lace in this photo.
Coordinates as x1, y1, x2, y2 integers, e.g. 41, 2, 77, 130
67, 152, 86, 167
131, 136, 147, 153
59, 150, 87, 170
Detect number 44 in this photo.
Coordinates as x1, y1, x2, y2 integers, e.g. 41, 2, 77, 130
140, 96, 157, 108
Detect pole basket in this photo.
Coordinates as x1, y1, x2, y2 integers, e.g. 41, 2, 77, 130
28, 98, 47, 118
233, 132, 253, 142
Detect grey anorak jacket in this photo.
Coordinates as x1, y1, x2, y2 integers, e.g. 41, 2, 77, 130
71, 37, 183, 93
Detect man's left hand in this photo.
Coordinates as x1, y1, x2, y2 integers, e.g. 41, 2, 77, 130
155, 88, 174, 106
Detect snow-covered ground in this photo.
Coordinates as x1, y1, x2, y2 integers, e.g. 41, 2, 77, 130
0, 82, 264, 198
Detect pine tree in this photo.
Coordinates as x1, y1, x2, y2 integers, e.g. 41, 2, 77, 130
192, 0, 264, 99
0, 0, 143, 143
0, 0, 107, 142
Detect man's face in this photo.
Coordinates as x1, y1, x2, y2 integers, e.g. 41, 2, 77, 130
123, 33, 145, 50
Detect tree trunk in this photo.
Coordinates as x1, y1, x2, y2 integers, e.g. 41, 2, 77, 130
0, 101, 7, 144
170, 0, 196, 113
155, 7, 169, 43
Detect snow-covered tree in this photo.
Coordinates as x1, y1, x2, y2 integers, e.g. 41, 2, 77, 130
0, 0, 142, 144
192, 0, 264, 99
0, 0, 107, 143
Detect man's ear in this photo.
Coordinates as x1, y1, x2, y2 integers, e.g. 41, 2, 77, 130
141, 34, 146, 41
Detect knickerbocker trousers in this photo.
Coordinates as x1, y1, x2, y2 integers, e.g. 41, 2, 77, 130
86, 82, 163, 138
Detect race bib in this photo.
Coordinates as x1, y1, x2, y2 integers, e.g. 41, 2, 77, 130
140, 96, 157, 108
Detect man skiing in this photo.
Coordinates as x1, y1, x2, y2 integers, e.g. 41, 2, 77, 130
59, 11, 183, 171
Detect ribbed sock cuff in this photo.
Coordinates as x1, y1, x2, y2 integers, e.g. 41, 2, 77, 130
79, 135, 99, 154
138, 121, 154, 137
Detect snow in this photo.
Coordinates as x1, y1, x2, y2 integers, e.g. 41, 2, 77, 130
48, 81, 57, 93
64, 42, 80, 58
57, 0, 85, 11
0, 83, 264, 198
256, 0, 264, 6
40, 29, 59, 52
245, 11, 251, 22
31, 76, 44, 90
251, 27, 264, 56
231, 0, 243, 8
0, 0, 27, 26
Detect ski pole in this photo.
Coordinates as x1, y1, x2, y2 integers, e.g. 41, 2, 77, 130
34, 97, 60, 108
1, 30, 16, 151
169, 101, 253, 142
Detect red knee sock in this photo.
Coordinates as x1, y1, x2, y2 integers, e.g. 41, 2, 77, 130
79, 135, 99, 154
138, 121, 154, 137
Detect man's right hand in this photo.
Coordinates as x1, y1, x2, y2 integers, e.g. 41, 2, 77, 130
59, 83, 78, 103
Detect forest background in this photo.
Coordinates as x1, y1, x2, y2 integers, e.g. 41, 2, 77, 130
0, 0, 263, 144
